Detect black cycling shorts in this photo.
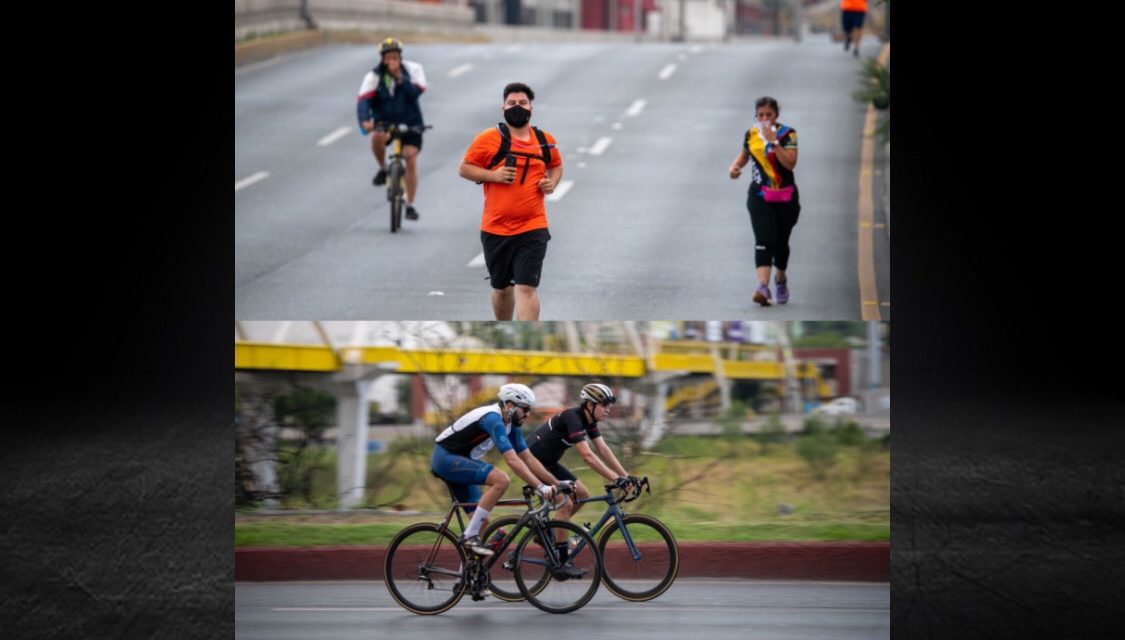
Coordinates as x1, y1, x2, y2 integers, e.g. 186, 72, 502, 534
368, 127, 423, 151
537, 459, 577, 484
398, 130, 423, 151
481, 228, 551, 290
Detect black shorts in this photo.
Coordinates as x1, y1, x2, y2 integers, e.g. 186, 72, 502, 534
842, 10, 866, 32
481, 228, 551, 290
368, 127, 423, 151
538, 459, 577, 484
399, 130, 423, 151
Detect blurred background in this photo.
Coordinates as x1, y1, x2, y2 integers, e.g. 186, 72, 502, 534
235, 320, 888, 547
236, 1, 889, 46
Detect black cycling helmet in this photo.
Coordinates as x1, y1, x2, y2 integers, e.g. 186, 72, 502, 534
379, 37, 403, 56
579, 383, 616, 405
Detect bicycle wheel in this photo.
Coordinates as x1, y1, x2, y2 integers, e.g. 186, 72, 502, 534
480, 515, 524, 601
514, 520, 602, 614
384, 523, 466, 615
387, 162, 403, 232
597, 514, 679, 601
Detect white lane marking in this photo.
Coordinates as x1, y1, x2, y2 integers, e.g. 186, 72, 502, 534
625, 99, 646, 117
448, 63, 474, 78
612, 122, 623, 130
317, 127, 350, 147
235, 171, 270, 191
272, 605, 889, 613
546, 179, 574, 202
467, 252, 486, 268
575, 161, 588, 169
428, 291, 445, 296
658, 63, 677, 79
588, 137, 613, 156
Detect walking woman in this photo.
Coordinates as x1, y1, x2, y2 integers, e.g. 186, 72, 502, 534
729, 96, 800, 306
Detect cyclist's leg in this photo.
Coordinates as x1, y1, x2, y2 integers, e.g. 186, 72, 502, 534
432, 446, 496, 538
401, 135, 422, 206
371, 130, 389, 169
546, 462, 582, 521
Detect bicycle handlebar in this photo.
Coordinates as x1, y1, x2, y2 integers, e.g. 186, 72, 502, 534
602, 476, 650, 503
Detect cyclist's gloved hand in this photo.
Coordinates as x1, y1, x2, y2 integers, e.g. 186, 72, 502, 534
556, 480, 575, 494
536, 484, 555, 500
613, 476, 631, 490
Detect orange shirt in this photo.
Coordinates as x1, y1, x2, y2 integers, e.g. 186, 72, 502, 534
463, 127, 563, 236
841, 0, 867, 11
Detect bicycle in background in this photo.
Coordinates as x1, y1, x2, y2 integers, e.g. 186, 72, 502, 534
373, 122, 432, 233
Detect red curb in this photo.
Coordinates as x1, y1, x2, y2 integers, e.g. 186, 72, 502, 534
235, 542, 888, 582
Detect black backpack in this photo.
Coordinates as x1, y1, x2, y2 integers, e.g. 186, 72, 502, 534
485, 122, 553, 184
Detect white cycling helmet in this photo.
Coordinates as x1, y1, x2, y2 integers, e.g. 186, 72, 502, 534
498, 383, 536, 408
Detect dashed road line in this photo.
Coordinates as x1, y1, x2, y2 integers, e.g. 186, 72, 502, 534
448, 63, 474, 78
546, 179, 574, 202
588, 137, 613, 156
317, 127, 351, 147
235, 171, 270, 191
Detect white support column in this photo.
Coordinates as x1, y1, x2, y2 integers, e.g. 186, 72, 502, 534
642, 377, 670, 449
335, 379, 375, 510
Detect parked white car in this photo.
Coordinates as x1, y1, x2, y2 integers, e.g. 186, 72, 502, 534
811, 397, 860, 416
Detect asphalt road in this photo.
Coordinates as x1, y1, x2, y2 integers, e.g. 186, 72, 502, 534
235, 578, 889, 639
236, 36, 876, 319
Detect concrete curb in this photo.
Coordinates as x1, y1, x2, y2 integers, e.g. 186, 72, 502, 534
236, 542, 888, 582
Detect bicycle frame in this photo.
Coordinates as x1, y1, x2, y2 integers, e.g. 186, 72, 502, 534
372, 122, 430, 232
424, 488, 567, 588
569, 479, 651, 561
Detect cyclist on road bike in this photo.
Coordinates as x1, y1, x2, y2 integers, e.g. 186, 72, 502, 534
528, 383, 638, 545
356, 37, 427, 220
431, 383, 566, 557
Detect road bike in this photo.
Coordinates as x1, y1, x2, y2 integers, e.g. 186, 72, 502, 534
482, 476, 678, 602
384, 483, 603, 615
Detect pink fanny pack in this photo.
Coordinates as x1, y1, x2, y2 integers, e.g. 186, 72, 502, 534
761, 185, 794, 203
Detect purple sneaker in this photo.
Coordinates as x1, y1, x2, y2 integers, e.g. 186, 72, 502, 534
776, 279, 789, 304
753, 284, 772, 306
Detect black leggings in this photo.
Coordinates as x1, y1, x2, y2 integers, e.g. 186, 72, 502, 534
747, 189, 801, 270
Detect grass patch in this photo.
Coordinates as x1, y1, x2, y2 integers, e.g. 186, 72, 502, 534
236, 522, 406, 547
237, 435, 888, 547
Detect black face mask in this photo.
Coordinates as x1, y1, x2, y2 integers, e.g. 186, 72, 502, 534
504, 105, 531, 128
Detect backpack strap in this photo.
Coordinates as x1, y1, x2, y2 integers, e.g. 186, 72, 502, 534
531, 126, 552, 166
486, 123, 513, 169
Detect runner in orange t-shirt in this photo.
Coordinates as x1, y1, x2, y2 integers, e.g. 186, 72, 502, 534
840, 0, 868, 58
459, 82, 564, 321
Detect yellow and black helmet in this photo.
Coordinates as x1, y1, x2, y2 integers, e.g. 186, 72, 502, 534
579, 383, 616, 405
379, 37, 403, 55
